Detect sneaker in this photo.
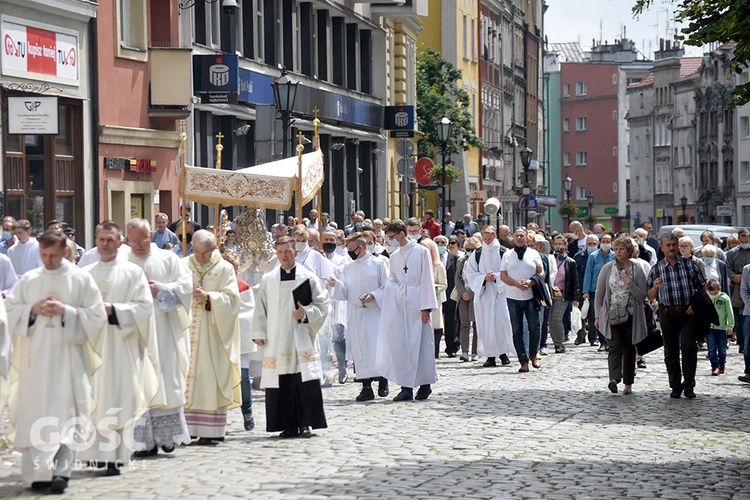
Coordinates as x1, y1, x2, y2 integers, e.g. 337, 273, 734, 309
712, 368, 720, 376
470, 354, 478, 361
459, 353, 469, 362
554, 345, 566, 354
637, 360, 647, 369
243, 413, 255, 431
539, 347, 548, 356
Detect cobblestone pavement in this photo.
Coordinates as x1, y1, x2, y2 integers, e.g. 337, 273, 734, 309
1, 340, 749, 499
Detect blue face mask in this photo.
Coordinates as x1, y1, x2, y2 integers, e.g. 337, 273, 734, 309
587, 246, 597, 254
595, 233, 603, 240
741, 242, 750, 250
703, 257, 715, 265
1, 231, 11, 241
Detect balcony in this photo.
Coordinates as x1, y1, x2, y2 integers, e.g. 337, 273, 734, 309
149, 48, 192, 119
370, 0, 428, 17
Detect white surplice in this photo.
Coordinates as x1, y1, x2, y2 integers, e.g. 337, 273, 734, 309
252, 264, 330, 388
375, 240, 438, 388
5, 264, 107, 485
0, 253, 18, 293
466, 240, 514, 358
79, 257, 162, 466
331, 254, 388, 379
0, 297, 9, 412
7, 238, 42, 277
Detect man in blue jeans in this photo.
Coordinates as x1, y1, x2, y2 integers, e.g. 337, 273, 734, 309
583, 232, 615, 350
501, 227, 544, 372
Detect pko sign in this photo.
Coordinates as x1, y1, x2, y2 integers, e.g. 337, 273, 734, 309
193, 54, 239, 103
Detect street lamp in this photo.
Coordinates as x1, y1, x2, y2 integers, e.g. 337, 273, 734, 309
436, 116, 453, 235
680, 195, 688, 223
272, 71, 299, 159
626, 201, 631, 231
563, 175, 572, 228
586, 193, 594, 230
519, 146, 533, 226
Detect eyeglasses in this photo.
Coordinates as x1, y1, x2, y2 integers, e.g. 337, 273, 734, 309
448, 241, 457, 245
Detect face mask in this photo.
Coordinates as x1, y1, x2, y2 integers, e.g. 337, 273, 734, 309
407, 234, 420, 241
600, 243, 612, 253
587, 246, 597, 254
322, 242, 337, 254
741, 243, 750, 250
178, 233, 193, 244
595, 233, 603, 240
703, 257, 715, 266
438, 245, 447, 255
295, 242, 308, 252
348, 249, 359, 260
366, 244, 375, 254
355, 222, 363, 229
554, 248, 565, 256
386, 239, 400, 253
2, 231, 11, 241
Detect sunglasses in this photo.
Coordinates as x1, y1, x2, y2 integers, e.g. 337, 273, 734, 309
448, 241, 457, 245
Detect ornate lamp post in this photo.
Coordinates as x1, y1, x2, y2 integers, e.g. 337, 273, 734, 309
519, 146, 533, 226
563, 175, 572, 228
586, 193, 594, 230
436, 116, 453, 234
680, 195, 688, 223
272, 71, 299, 159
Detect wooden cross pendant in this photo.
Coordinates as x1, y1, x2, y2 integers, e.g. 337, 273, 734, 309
403, 263, 408, 274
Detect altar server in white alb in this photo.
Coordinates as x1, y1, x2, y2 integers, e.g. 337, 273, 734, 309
80, 221, 163, 476
5, 230, 107, 494
376, 220, 438, 402
253, 236, 329, 438
7, 219, 42, 278
126, 219, 193, 456
466, 225, 514, 367
0, 293, 9, 412
329, 233, 390, 401
183, 230, 242, 443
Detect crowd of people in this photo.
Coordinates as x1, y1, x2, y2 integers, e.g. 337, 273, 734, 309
0, 207, 747, 494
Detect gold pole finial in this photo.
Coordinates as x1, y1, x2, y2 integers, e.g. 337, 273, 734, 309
296, 131, 306, 155
312, 107, 320, 150
296, 132, 305, 221
179, 120, 188, 254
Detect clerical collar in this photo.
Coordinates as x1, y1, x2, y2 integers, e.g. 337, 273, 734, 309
280, 265, 296, 281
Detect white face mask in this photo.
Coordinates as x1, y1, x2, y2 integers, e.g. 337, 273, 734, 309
386, 239, 401, 253
407, 233, 420, 241
295, 242, 308, 252
600, 243, 612, 253
366, 244, 376, 254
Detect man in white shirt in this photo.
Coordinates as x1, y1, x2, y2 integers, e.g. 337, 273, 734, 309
500, 227, 544, 372
7, 219, 42, 277
0, 216, 16, 255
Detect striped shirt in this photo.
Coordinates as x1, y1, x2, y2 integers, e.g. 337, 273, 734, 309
647, 257, 706, 307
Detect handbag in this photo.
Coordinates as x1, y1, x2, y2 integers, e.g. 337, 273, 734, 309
608, 304, 629, 325
636, 328, 664, 355
449, 287, 459, 301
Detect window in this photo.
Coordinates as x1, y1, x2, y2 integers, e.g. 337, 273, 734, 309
613, 146, 618, 157
576, 81, 587, 96
613, 110, 618, 121
634, 135, 640, 157
563, 152, 571, 166
563, 118, 570, 132
470, 19, 475, 60
576, 151, 587, 165
743, 161, 750, 183
116, 0, 147, 61
563, 83, 570, 97
575, 117, 587, 131
612, 73, 618, 84
463, 16, 468, 59
741, 116, 750, 138
576, 186, 588, 201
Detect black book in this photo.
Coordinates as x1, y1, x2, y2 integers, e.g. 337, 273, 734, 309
292, 279, 313, 307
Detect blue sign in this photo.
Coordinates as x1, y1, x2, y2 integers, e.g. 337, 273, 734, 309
518, 194, 539, 211
193, 54, 239, 94
238, 69, 276, 105
384, 105, 415, 130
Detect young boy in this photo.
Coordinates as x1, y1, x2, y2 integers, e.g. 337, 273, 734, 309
706, 279, 734, 375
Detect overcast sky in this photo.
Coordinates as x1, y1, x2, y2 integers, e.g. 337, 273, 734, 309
544, 0, 705, 58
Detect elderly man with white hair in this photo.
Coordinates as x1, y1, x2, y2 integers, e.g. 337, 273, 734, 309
701, 244, 730, 294
633, 228, 658, 267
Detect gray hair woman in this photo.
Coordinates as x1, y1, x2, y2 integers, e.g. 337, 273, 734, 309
455, 237, 482, 361
594, 236, 649, 395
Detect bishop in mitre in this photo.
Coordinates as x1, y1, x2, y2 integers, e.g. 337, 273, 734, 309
183, 230, 241, 443
253, 236, 329, 438
126, 219, 193, 456
5, 230, 107, 494
79, 221, 163, 476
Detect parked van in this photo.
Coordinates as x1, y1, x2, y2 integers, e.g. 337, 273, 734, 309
656, 224, 744, 249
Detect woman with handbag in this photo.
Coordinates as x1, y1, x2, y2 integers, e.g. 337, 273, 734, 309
595, 236, 649, 395
421, 238, 448, 358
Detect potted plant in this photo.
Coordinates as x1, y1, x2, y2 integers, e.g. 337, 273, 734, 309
558, 203, 578, 218
428, 163, 462, 185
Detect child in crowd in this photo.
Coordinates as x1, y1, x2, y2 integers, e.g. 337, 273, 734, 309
706, 279, 734, 376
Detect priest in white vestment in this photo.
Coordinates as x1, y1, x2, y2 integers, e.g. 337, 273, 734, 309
7, 219, 42, 278
253, 236, 329, 438
466, 226, 514, 367
126, 219, 193, 455
330, 234, 389, 401
5, 230, 107, 493
375, 220, 438, 402
79, 222, 163, 475
183, 230, 241, 443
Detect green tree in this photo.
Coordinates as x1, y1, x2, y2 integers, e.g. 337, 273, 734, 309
416, 47, 482, 158
633, 0, 750, 106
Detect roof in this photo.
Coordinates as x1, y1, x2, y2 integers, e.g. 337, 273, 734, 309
548, 42, 588, 63
680, 57, 702, 77
628, 72, 653, 89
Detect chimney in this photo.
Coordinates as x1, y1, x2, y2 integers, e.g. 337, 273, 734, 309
660, 38, 664, 51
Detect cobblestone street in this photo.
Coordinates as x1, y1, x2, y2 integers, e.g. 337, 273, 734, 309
1, 341, 748, 499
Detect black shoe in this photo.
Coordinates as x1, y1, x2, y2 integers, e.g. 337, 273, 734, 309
50, 476, 68, 494
499, 354, 511, 365
482, 357, 497, 367
338, 371, 348, 384
31, 482, 51, 491
134, 446, 158, 458
684, 389, 696, 399
637, 360, 647, 369
243, 413, 256, 431
555, 345, 566, 353
446, 351, 457, 358
105, 463, 121, 477
279, 428, 299, 438
670, 389, 682, 399
738, 375, 750, 384
393, 388, 413, 401
161, 444, 175, 453
415, 385, 432, 400
356, 386, 375, 401
377, 379, 389, 397
299, 426, 312, 438
196, 437, 218, 445
564, 334, 570, 342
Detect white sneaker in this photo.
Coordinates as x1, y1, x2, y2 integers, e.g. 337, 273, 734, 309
470, 354, 478, 361
539, 347, 548, 356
